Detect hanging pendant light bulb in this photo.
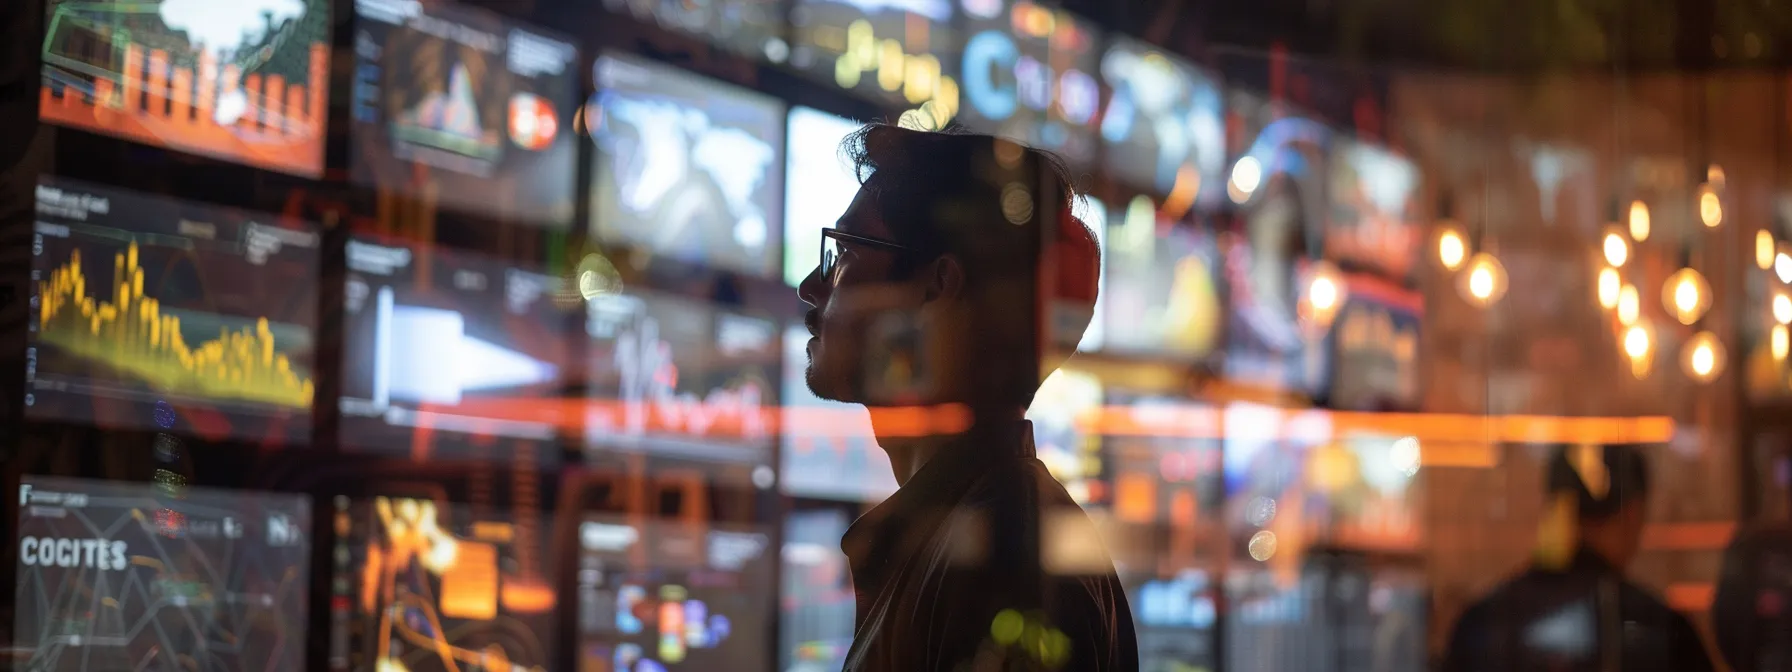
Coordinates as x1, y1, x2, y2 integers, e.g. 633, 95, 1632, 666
1699, 184, 1723, 228
1299, 260, 1347, 327
1681, 331, 1725, 382
1617, 283, 1641, 325
1597, 267, 1621, 309
1774, 324, 1789, 362
1458, 253, 1508, 308
1760, 230, 1777, 270
1775, 293, 1792, 325
1436, 225, 1468, 271
1624, 324, 1654, 379
1628, 200, 1651, 242
1602, 226, 1631, 267
1662, 267, 1711, 325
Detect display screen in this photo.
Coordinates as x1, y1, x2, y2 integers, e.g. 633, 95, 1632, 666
780, 508, 856, 672
40, 0, 331, 176
339, 237, 578, 461
1027, 368, 1104, 504
28, 178, 320, 442
332, 496, 557, 672
958, 0, 1101, 165
14, 477, 312, 670
350, 0, 580, 226
577, 516, 774, 671
1325, 284, 1422, 411
1326, 139, 1422, 281
779, 326, 895, 501
1100, 37, 1224, 202
601, 0, 785, 61
782, 106, 864, 287
788, 0, 959, 113
584, 292, 778, 466
589, 54, 786, 278
1101, 195, 1223, 358
1130, 570, 1219, 672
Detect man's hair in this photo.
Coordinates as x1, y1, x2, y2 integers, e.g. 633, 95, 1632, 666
840, 123, 1100, 406
1545, 444, 1652, 521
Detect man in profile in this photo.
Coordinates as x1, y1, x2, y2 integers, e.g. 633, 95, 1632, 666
796, 123, 1137, 671
1442, 444, 1713, 672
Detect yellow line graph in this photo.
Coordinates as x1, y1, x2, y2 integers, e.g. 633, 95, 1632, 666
37, 241, 315, 408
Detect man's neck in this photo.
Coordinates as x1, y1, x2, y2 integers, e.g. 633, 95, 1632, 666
869, 406, 1024, 487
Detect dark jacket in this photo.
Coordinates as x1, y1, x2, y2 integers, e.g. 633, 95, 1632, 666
1711, 524, 1792, 671
1441, 548, 1713, 672
841, 422, 1139, 671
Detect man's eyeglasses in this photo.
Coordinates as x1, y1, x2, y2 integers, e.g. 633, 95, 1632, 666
820, 228, 917, 285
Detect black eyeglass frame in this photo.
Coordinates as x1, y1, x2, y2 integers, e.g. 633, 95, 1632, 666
820, 228, 921, 284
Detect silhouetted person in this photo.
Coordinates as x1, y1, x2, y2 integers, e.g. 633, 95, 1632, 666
796, 124, 1137, 671
1441, 444, 1714, 672
1710, 457, 1792, 671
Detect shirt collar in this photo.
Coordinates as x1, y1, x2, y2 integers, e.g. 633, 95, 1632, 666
840, 420, 1036, 569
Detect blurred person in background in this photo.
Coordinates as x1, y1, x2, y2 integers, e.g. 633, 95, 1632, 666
1441, 444, 1714, 672
796, 123, 1137, 671
1710, 448, 1792, 671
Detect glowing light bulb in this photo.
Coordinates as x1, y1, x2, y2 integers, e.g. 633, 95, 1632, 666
1603, 230, 1629, 268
1624, 324, 1651, 359
1774, 324, 1789, 361
1681, 331, 1725, 382
1458, 253, 1508, 307
1778, 251, 1792, 284
1776, 294, 1792, 325
1309, 275, 1339, 311
1618, 284, 1640, 325
1298, 261, 1347, 327
1469, 266, 1493, 299
1597, 267, 1620, 309
1759, 230, 1776, 270
1700, 186, 1723, 228
1228, 156, 1262, 204
1662, 268, 1710, 326
1438, 229, 1466, 271
1628, 201, 1650, 242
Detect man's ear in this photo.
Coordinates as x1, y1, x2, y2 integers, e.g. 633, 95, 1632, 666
923, 255, 966, 304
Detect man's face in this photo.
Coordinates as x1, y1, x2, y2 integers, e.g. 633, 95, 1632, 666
797, 188, 923, 403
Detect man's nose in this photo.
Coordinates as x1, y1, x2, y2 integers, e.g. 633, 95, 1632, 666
797, 265, 826, 308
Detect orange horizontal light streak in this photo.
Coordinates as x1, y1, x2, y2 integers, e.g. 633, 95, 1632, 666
1641, 521, 1736, 551
500, 580, 557, 614
406, 396, 1673, 447
1665, 582, 1715, 612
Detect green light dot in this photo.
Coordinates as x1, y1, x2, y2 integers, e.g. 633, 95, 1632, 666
990, 609, 1024, 645
1043, 628, 1071, 668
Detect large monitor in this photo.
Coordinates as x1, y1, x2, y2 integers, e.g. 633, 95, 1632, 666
601, 0, 785, 61
780, 507, 857, 672
577, 516, 774, 671
958, 0, 1101, 165
350, 0, 580, 226
584, 292, 779, 467
27, 178, 320, 443
1100, 195, 1224, 358
338, 237, 578, 461
589, 54, 786, 278
788, 0, 959, 113
40, 0, 330, 176
14, 477, 312, 670
1100, 37, 1225, 202
1130, 570, 1219, 672
779, 325, 895, 502
1325, 139, 1422, 282
331, 495, 557, 672
782, 106, 865, 287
